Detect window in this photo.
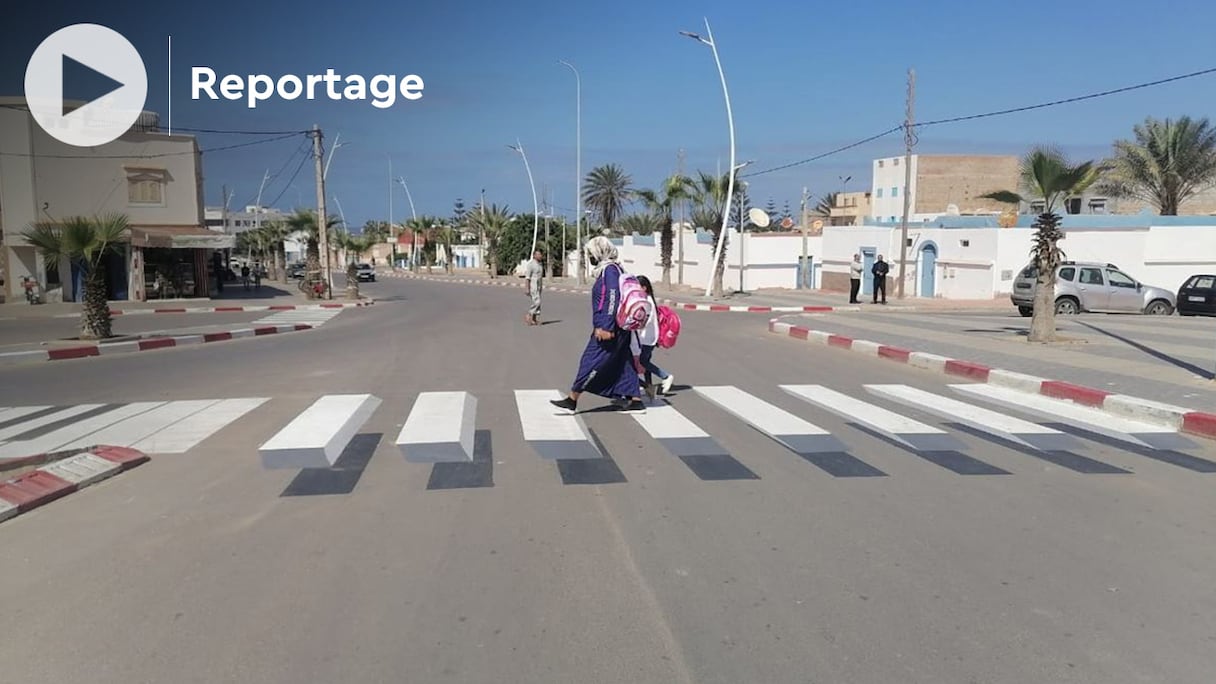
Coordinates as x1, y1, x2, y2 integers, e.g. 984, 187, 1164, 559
1058, 266, 1076, 282
893, 158, 900, 166
1030, 201, 1045, 213
891, 187, 899, 197
126, 167, 168, 207
876, 188, 883, 198
1089, 199, 1107, 214
1065, 198, 1082, 215
1020, 265, 1038, 279
1106, 270, 1136, 288
1079, 268, 1104, 285
1185, 275, 1215, 289
878, 160, 885, 168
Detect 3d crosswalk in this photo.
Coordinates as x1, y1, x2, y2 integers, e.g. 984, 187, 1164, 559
1, 383, 1213, 490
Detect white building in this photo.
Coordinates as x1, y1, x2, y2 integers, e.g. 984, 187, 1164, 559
1, 97, 232, 302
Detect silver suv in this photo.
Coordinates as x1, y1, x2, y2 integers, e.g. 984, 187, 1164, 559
1011, 261, 1176, 317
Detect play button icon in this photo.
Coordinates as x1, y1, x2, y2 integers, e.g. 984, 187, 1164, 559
24, 23, 148, 148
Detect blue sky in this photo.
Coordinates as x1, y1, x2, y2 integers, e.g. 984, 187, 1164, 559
4, 0, 1216, 229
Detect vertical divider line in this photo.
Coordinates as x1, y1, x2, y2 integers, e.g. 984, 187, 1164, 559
167, 34, 172, 135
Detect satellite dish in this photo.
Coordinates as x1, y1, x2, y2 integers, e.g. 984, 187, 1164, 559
946, 203, 960, 216
748, 207, 771, 228
779, 217, 795, 229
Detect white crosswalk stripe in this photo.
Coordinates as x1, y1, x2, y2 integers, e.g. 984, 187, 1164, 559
1, 385, 1207, 481
251, 308, 345, 327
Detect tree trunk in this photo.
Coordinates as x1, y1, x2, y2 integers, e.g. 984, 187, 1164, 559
1027, 212, 1063, 343
345, 261, 360, 300
660, 214, 673, 289
712, 229, 729, 298
79, 263, 112, 340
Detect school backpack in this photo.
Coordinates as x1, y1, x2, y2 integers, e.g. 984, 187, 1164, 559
656, 305, 681, 349
615, 273, 651, 331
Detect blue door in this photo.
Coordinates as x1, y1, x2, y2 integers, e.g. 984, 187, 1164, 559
861, 248, 876, 296
919, 244, 937, 298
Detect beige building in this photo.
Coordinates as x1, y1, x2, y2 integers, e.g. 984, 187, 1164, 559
0, 97, 230, 302
828, 191, 872, 226
870, 154, 1019, 222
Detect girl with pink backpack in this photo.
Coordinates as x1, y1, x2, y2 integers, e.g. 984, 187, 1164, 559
630, 275, 678, 399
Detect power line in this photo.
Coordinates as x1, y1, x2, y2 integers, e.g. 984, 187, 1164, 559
0, 132, 303, 159
265, 147, 312, 209
739, 65, 1216, 179
919, 66, 1216, 128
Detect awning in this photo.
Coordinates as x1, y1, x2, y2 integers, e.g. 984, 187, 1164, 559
129, 226, 235, 249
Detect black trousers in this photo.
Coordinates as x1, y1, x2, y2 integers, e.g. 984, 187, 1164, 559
873, 277, 887, 302
849, 279, 860, 303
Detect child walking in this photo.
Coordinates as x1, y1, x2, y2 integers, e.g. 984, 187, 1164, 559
631, 275, 674, 399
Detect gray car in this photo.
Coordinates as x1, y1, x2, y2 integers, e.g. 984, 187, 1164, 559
1010, 261, 1176, 316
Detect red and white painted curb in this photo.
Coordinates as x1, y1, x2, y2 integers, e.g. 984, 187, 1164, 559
0, 446, 150, 524
767, 317, 1216, 441
386, 272, 859, 313
0, 323, 315, 365
52, 299, 375, 319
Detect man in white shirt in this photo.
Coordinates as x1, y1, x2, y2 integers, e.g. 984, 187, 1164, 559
849, 253, 863, 304
524, 249, 544, 325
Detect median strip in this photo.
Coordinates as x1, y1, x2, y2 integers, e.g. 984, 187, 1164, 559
0, 446, 151, 524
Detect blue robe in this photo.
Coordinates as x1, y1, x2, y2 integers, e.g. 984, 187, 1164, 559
569, 263, 640, 399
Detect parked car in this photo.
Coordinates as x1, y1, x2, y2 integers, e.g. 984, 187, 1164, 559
355, 263, 376, 282
1010, 261, 1176, 316
288, 263, 306, 279
1176, 274, 1216, 316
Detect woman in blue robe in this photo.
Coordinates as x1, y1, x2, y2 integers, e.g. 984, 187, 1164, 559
550, 237, 645, 413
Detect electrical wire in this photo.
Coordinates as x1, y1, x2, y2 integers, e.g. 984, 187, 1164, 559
739, 65, 1216, 179
0, 132, 303, 159
264, 147, 312, 209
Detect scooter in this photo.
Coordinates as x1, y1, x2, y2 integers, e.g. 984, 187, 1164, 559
22, 276, 42, 305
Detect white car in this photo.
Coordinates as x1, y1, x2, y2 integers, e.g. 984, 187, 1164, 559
355, 263, 376, 282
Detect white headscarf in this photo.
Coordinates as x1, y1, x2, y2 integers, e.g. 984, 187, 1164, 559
585, 236, 620, 280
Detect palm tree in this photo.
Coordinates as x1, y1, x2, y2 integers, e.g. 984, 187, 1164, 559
404, 217, 430, 273
618, 213, 660, 237
467, 203, 512, 276
814, 192, 838, 217
583, 164, 633, 235
285, 209, 340, 298
981, 146, 1098, 343
689, 170, 740, 298
22, 214, 129, 340
1099, 116, 1216, 215
636, 174, 693, 289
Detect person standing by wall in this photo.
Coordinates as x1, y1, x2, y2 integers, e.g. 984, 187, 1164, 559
849, 253, 862, 304
872, 254, 889, 304
524, 249, 544, 325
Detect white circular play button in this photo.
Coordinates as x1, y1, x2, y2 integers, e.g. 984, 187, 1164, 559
24, 23, 148, 148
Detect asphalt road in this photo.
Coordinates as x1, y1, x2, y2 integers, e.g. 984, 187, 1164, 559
2, 277, 1215, 684
0, 311, 272, 349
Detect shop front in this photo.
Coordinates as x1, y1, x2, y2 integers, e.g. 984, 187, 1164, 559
128, 226, 235, 301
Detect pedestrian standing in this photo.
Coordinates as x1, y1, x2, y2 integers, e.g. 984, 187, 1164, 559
849, 253, 862, 303
872, 255, 889, 304
550, 237, 645, 414
630, 275, 674, 399
524, 249, 544, 325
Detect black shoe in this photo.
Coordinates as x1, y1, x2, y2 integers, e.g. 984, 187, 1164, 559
619, 399, 647, 413
550, 397, 577, 413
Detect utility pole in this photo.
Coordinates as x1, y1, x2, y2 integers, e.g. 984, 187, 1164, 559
221, 184, 231, 271
897, 67, 916, 299
800, 186, 809, 289
677, 148, 686, 286
480, 188, 488, 278
311, 125, 332, 299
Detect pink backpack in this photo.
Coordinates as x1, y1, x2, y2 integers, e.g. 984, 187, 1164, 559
656, 305, 681, 348
615, 273, 650, 331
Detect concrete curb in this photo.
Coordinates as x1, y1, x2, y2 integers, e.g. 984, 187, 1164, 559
47, 299, 376, 319
0, 323, 315, 366
0, 446, 150, 524
384, 272, 863, 313
766, 316, 1216, 442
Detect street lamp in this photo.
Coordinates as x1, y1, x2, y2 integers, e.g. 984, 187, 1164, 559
558, 59, 583, 284
507, 140, 540, 258
680, 18, 738, 298
322, 134, 348, 182
394, 177, 418, 270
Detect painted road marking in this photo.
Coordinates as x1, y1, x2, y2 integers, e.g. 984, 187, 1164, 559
397, 391, 477, 462
132, 398, 268, 454
514, 390, 601, 460
61, 399, 221, 450
949, 383, 1196, 451
0, 402, 164, 460
630, 396, 757, 480
0, 406, 56, 439
693, 385, 881, 477
780, 385, 966, 452
0, 405, 105, 443
260, 394, 382, 469
39, 451, 123, 488
866, 384, 1080, 452
252, 309, 344, 327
